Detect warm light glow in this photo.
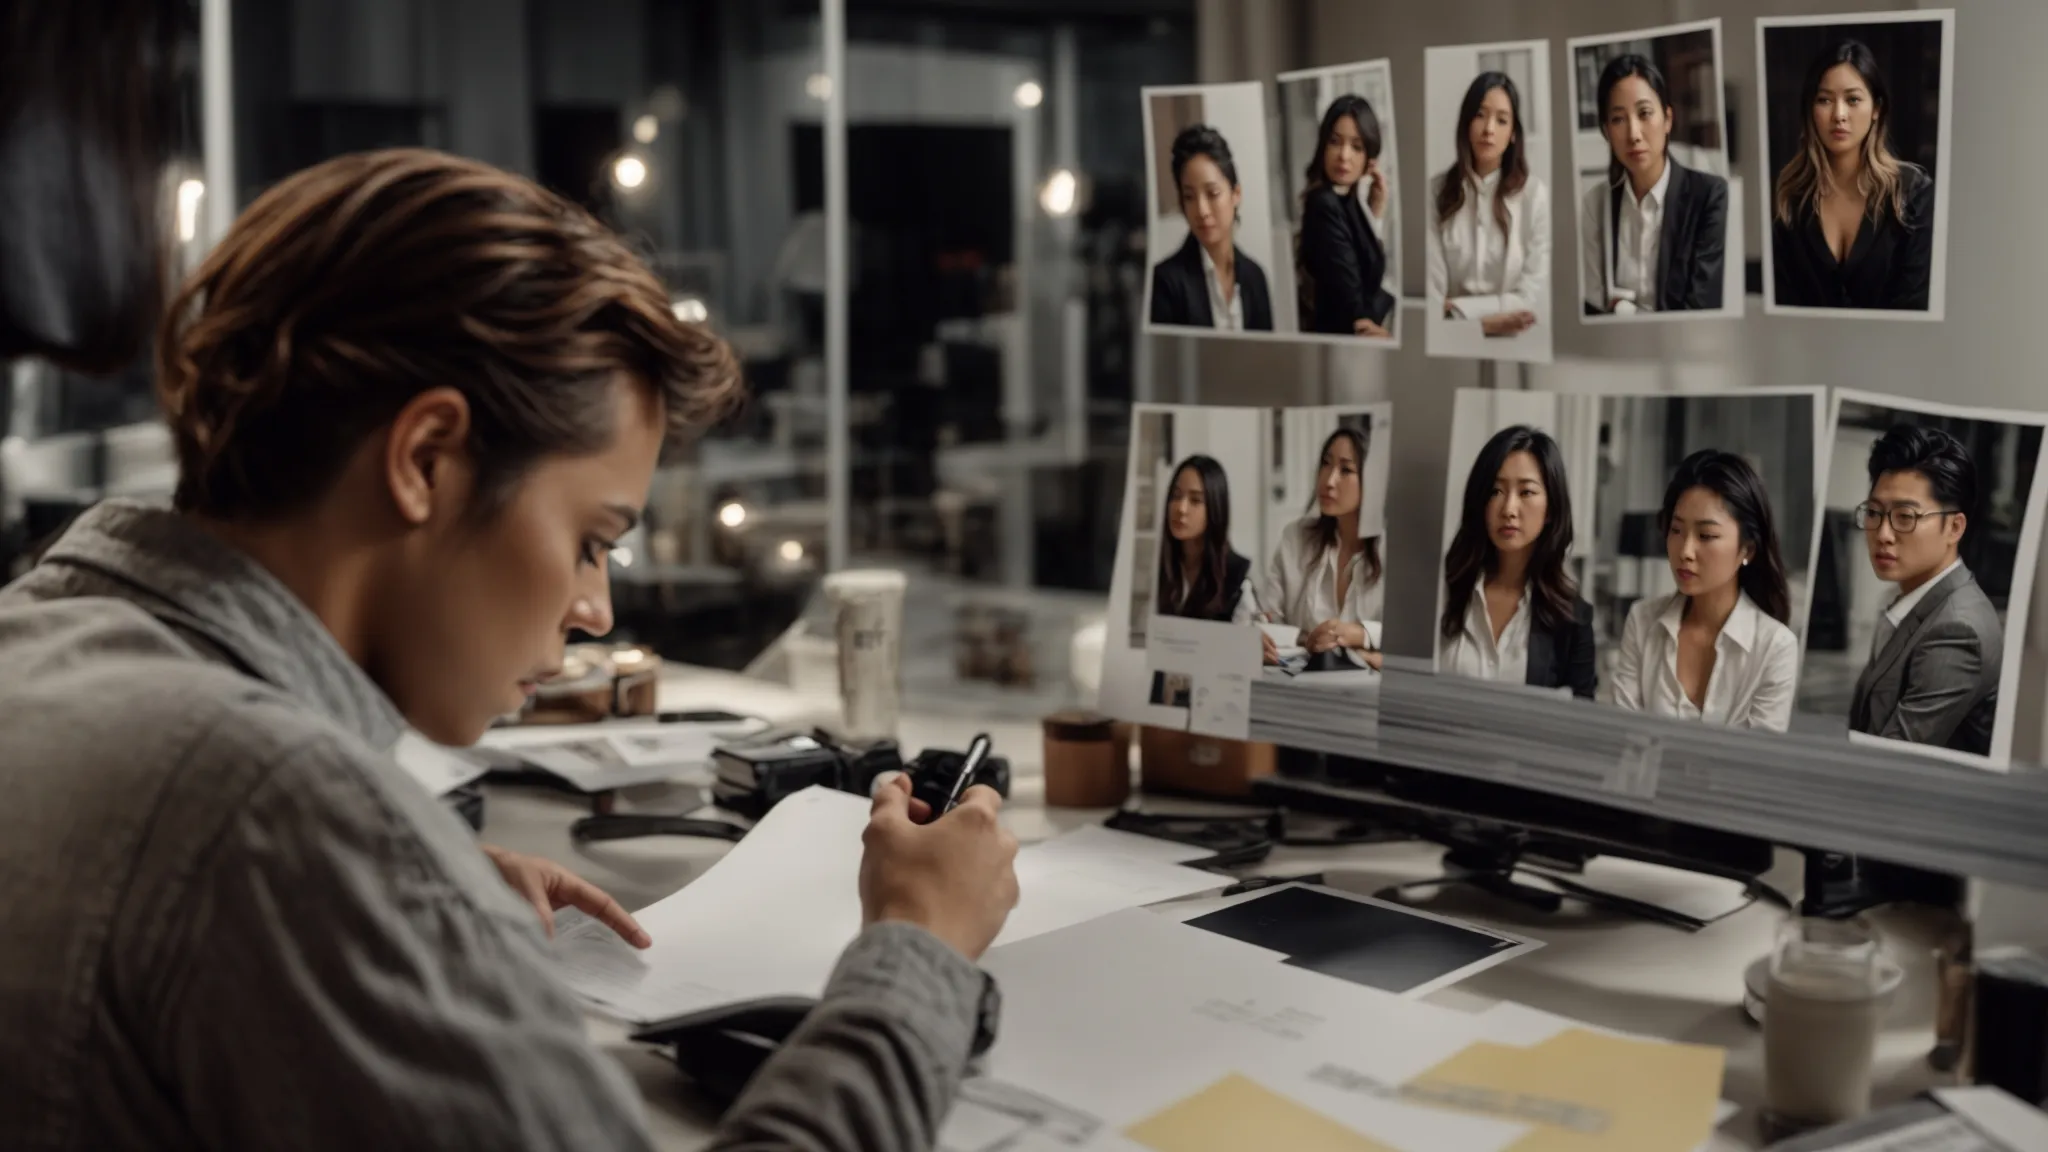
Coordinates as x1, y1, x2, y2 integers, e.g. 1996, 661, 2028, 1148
632, 114, 660, 144
613, 647, 645, 664
718, 502, 747, 529
671, 297, 709, 323
779, 540, 805, 563
1013, 81, 1044, 109
805, 72, 833, 101
1039, 168, 1079, 217
612, 155, 648, 190
177, 179, 205, 243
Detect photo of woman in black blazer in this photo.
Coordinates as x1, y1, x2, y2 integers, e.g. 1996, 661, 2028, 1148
1579, 54, 1728, 315
1438, 425, 1597, 698
1770, 39, 1935, 311
1156, 455, 1255, 624
1150, 125, 1274, 331
1295, 95, 1396, 338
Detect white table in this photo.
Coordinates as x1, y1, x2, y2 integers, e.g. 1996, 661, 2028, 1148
479, 666, 1961, 1151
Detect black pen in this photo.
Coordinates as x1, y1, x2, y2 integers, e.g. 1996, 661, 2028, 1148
941, 733, 993, 814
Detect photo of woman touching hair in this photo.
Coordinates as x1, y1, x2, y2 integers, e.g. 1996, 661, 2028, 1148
1428, 72, 1550, 340
1156, 455, 1256, 624
1150, 124, 1275, 331
1296, 94, 1397, 338
1606, 450, 1800, 732
1439, 425, 1595, 698
1769, 38, 1935, 311
1579, 53, 1728, 315
1258, 427, 1384, 669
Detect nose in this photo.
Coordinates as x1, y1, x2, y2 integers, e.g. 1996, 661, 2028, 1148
1875, 519, 1897, 546
566, 591, 614, 639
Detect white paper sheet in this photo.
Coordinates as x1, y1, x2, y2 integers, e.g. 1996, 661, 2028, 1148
1934, 1086, 2048, 1151
965, 908, 1527, 1152
391, 731, 489, 796
476, 717, 768, 791
550, 789, 1227, 1023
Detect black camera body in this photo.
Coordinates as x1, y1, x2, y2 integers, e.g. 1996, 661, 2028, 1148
710, 730, 1009, 820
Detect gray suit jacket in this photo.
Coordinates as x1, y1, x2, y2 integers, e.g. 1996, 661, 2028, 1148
1849, 564, 2002, 756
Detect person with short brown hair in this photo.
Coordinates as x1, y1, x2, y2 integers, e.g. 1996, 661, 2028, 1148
0, 142, 1018, 1150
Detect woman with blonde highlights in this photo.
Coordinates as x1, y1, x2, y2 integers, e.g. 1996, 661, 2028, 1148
1771, 39, 1934, 310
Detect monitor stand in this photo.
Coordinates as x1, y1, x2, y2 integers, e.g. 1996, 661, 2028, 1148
1374, 838, 1749, 933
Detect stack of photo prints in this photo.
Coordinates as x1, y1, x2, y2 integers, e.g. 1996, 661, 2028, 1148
1105, 13, 2048, 777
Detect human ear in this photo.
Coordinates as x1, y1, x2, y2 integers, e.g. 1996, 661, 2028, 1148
383, 387, 474, 526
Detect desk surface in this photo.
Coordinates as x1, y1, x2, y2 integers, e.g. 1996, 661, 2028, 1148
479, 665, 1957, 1152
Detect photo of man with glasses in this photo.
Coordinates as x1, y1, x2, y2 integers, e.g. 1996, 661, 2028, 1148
1849, 425, 2002, 755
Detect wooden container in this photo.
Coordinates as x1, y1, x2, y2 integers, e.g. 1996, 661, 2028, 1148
1139, 726, 1276, 799
1042, 710, 1130, 808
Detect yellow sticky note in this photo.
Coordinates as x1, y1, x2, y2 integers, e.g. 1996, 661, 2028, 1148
1402, 1028, 1724, 1152
1125, 1073, 1400, 1152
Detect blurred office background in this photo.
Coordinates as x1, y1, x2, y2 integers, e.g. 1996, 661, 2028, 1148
8, 0, 2048, 758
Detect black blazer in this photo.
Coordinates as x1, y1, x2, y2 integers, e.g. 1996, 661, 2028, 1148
1161, 549, 1253, 623
1771, 164, 1934, 311
1585, 159, 1728, 314
1524, 596, 1597, 700
1298, 184, 1396, 333
1150, 234, 1274, 331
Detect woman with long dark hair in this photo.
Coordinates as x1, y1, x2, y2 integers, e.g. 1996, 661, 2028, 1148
1157, 455, 1254, 623
1770, 39, 1934, 310
1150, 124, 1275, 331
1258, 426, 1384, 669
1295, 94, 1397, 337
1438, 425, 1595, 697
1579, 53, 1729, 315
1607, 450, 1799, 731
1427, 72, 1550, 339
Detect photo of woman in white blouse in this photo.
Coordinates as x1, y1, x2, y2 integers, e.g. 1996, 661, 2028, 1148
1257, 426, 1385, 670
1427, 71, 1551, 342
1606, 450, 1800, 731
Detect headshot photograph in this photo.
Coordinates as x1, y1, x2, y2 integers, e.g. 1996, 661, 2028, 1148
1275, 60, 1403, 347
1256, 406, 1393, 676
1568, 20, 1739, 322
1757, 12, 1954, 318
1589, 392, 1825, 734
1434, 389, 1599, 697
1101, 405, 1270, 732
1143, 84, 1284, 338
1423, 40, 1556, 364
1797, 394, 2048, 768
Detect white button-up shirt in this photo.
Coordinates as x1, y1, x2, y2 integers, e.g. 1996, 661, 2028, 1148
1256, 518, 1384, 650
1874, 557, 1963, 659
1612, 161, 1669, 312
1606, 591, 1799, 732
1198, 243, 1243, 332
1450, 168, 1507, 301
1443, 578, 1531, 685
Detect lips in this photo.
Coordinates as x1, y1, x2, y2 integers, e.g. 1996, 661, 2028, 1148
1676, 569, 1698, 583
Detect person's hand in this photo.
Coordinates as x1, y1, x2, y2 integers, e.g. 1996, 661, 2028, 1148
1481, 311, 1536, 337
859, 773, 1019, 961
1307, 620, 1369, 654
1261, 631, 1280, 665
482, 844, 651, 948
1361, 650, 1385, 671
1352, 318, 1390, 338
1365, 160, 1388, 218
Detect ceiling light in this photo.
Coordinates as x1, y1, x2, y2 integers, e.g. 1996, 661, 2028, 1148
612, 155, 647, 190
1039, 168, 1079, 217
779, 540, 805, 562
609, 546, 634, 568
1013, 81, 1044, 109
632, 114, 659, 144
718, 501, 747, 529
805, 72, 833, 102
176, 179, 205, 243
671, 297, 709, 323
